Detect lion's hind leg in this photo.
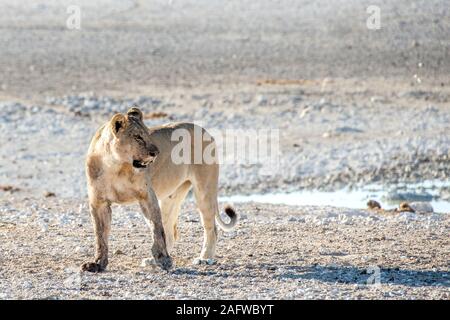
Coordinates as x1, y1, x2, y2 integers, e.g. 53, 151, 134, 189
160, 181, 191, 254
191, 164, 220, 265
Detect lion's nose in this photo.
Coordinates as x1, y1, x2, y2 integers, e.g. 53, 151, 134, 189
148, 145, 159, 157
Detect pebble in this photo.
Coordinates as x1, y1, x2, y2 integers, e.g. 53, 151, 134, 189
141, 258, 158, 268
409, 202, 434, 213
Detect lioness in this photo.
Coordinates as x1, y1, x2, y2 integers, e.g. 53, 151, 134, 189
81, 107, 237, 272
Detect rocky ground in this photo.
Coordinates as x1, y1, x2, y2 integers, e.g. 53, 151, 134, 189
2, 80, 450, 198
0, 0, 449, 300
0, 198, 448, 299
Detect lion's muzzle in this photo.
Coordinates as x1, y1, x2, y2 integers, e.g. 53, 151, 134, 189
133, 144, 159, 169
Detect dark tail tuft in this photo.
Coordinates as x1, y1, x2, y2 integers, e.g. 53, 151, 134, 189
224, 205, 236, 219
216, 205, 238, 231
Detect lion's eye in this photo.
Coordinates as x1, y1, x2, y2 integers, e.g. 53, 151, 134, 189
134, 135, 145, 144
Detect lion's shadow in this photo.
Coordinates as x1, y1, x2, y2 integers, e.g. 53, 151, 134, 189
275, 264, 449, 288
172, 263, 450, 288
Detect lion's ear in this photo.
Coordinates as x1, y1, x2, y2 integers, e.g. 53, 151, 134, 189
110, 113, 127, 137
127, 106, 143, 121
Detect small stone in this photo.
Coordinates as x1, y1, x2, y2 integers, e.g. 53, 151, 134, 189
370, 96, 387, 103
44, 191, 56, 198
409, 202, 433, 214
22, 281, 33, 289
0, 185, 21, 193
398, 202, 415, 213
299, 107, 310, 118
141, 258, 157, 268
367, 200, 381, 210
256, 95, 268, 106
192, 258, 217, 265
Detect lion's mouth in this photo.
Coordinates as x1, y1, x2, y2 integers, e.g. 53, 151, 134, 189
132, 159, 150, 169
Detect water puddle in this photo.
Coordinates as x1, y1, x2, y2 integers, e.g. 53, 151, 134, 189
221, 180, 450, 213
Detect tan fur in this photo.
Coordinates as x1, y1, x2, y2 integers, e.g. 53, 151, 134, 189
81, 107, 237, 272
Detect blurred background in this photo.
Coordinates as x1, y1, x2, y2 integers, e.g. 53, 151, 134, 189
1, 0, 450, 210
0, 0, 448, 97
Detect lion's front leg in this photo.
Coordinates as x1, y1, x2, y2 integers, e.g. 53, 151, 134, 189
81, 201, 112, 272
139, 189, 173, 270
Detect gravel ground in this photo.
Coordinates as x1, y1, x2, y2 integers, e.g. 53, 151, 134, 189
0, 0, 449, 300
0, 198, 448, 300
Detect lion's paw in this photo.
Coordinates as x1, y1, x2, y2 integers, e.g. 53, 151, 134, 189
192, 258, 217, 266
141, 256, 173, 270
80, 262, 104, 273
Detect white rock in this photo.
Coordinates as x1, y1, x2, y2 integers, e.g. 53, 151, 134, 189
140, 258, 158, 268
22, 281, 34, 289
409, 202, 433, 213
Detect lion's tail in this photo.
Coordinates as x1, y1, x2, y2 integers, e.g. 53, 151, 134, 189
215, 205, 238, 231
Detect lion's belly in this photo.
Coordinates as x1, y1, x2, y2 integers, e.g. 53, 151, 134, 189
150, 162, 190, 200
146, 123, 211, 200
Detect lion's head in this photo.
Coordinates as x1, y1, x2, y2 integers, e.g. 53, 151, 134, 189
109, 107, 159, 169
